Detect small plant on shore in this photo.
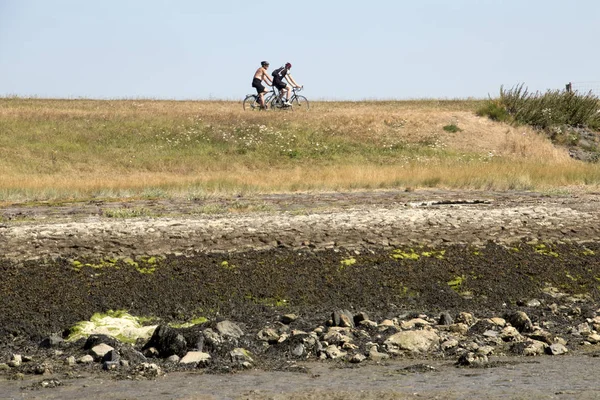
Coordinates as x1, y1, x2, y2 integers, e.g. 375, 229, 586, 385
443, 124, 462, 133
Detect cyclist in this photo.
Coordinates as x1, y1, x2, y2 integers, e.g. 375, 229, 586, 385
272, 62, 301, 106
252, 61, 273, 109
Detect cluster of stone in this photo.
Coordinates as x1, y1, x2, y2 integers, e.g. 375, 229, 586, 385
5, 300, 600, 377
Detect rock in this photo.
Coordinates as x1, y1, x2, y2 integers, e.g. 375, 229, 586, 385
102, 361, 119, 371
39, 334, 64, 348
527, 299, 542, 307
138, 362, 162, 377
77, 355, 94, 364
202, 328, 223, 348
324, 345, 347, 359
358, 320, 378, 329
477, 345, 495, 356
291, 344, 305, 357
291, 329, 308, 338
216, 320, 244, 339
368, 348, 389, 362
521, 340, 548, 356
230, 348, 254, 365
120, 346, 147, 364
102, 349, 120, 363
547, 343, 568, 356
142, 325, 187, 358
90, 343, 114, 361
332, 310, 355, 328
143, 347, 159, 358
448, 323, 469, 335
401, 318, 430, 330
441, 339, 459, 350
527, 329, 554, 345
323, 330, 353, 346
84, 334, 119, 350
384, 329, 440, 354
500, 326, 524, 342
354, 312, 370, 325
586, 333, 600, 344
180, 351, 211, 366
455, 312, 476, 327
483, 330, 499, 338
350, 353, 367, 363
573, 322, 592, 336
456, 352, 488, 367
490, 317, 506, 327
438, 312, 454, 326
0, 363, 11, 371
65, 356, 76, 366
8, 354, 22, 368
280, 314, 298, 324
120, 360, 130, 368
257, 328, 280, 344
166, 355, 180, 363
34, 363, 51, 375
504, 311, 534, 333
469, 319, 498, 335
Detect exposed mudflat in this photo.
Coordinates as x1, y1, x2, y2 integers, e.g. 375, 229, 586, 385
2, 189, 600, 399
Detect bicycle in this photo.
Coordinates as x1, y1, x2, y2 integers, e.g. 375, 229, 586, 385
242, 87, 309, 111
269, 87, 309, 111
242, 90, 273, 111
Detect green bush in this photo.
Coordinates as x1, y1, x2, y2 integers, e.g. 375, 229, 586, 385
478, 84, 600, 130
476, 101, 509, 122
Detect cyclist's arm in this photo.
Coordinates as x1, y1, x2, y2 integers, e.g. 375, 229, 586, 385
263, 73, 273, 86
286, 74, 301, 88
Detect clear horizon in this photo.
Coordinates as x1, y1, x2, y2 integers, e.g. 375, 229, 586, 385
1, 0, 599, 100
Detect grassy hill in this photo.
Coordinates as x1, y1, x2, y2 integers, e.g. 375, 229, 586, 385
1, 98, 599, 203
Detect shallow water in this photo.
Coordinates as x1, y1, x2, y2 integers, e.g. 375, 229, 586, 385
3, 355, 600, 400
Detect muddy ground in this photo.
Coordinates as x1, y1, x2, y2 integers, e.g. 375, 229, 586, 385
2, 189, 600, 395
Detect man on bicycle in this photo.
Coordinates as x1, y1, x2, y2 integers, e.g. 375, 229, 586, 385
272, 62, 301, 106
252, 61, 273, 109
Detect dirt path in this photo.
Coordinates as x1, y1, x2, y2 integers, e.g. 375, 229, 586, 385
2, 189, 600, 261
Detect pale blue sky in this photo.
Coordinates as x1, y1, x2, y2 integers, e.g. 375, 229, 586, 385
0, 0, 598, 100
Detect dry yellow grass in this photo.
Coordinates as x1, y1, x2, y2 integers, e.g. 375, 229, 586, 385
0, 98, 598, 202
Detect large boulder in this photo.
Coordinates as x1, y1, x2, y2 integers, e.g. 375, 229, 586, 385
385, 329, 440, 354
215, 321, 244, 340
142, 325, 187, 358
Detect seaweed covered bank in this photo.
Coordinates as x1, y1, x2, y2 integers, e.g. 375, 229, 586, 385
2, 190, 600, 395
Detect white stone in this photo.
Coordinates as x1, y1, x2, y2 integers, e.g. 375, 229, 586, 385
384, 328, 440, 353
180, 351, 211, 365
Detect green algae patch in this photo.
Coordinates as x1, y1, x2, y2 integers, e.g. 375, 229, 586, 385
67, 310, 157, 344
220, 260, 238, 270
71, 256, 163, 274
391, 248, 445, 260
339, 257, 357, 271
447, 275, 465, 290
245, 294, 288, 307
583, 248, 596, 256
534, 244, 559, 257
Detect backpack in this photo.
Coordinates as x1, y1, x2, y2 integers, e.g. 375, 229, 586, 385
271, 67, 286, 80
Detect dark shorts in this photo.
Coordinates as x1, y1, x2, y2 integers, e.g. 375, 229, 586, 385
274, 79, 287, 90
252, 78, 266, 94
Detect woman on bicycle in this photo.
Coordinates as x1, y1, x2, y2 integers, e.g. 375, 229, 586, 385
272, 62, 301, 106
252, 61, 273, 109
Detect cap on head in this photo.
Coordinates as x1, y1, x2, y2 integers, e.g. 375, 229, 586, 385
261, 61, 269, 67
285, 62, 292, 69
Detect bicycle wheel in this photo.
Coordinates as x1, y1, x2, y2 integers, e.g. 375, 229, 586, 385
291, 95, 309, 110
242, 95, 259, 111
